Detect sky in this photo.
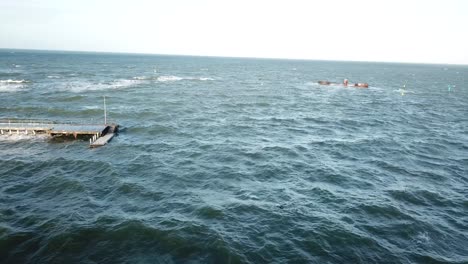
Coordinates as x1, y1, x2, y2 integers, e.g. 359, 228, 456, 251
1, 0, 467, 64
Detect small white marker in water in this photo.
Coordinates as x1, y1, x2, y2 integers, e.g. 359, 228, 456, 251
401, 80, 408, 96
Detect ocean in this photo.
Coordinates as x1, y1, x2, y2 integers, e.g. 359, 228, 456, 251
1, 49, 467, 263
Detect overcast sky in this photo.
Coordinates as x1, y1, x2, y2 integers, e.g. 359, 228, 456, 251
1, 0, 467, 64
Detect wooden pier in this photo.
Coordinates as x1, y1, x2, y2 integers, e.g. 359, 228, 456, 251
89, 124, 117, 148
0, 119, 118, 148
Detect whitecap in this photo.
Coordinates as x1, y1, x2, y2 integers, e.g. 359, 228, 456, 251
156, 75, 215, 82
63, 79, 143, 93
157, 75, 183, 82
0, 84, 24, 92
110, 79, 143, 88
0, 79, 29, 84
394, 89, 415, 94
414, 231, 430, 244
0, 133, 49, 141
83, 105, 100, 110
199, 77, 215, 81
0, 80, 28, 92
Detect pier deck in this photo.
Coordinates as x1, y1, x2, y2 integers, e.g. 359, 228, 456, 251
90, 124, 117, 148
0, 119, 118, 147
90, 133, 115, 148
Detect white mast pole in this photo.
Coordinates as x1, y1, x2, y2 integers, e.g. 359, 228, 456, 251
104, 96, 107, 125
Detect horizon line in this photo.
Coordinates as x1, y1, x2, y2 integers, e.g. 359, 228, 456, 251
1, 47, 467, 66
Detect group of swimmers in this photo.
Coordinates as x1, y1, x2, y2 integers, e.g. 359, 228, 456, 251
318, 79, 369, 88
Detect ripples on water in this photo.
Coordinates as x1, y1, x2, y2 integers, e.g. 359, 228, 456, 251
1, 50, 467, 263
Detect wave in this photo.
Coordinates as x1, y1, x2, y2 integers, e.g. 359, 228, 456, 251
0, 79, 29, 84
0, 133, 49, 141
133, 76, 149, 80
0, 80, 29, 92
62, 79, 143, 93
157, 75, 215, 82
158, 75, 183, 82
199, 77, 215, 81
0, 85, 23, 93
131, 75, 216, 82
111, 79, 143, 88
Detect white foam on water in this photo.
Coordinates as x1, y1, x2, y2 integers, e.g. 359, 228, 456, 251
198, 77, 215, 81
156, 75, 215, 82
0, 85, 24, 92
0, 79, 29, 84
157, 75, 184, 82
394, 89, 415, 94
47, 75, 62, 79
0, 133, 49, 141
413, 231, 431, 244
0, 80, 28, 92
83, 105, 100, 110
64, 79, 143, 93
111, 79, 143, 88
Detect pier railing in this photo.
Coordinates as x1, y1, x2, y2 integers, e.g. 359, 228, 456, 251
0, 118, 116, 126
0, 119, 53, 125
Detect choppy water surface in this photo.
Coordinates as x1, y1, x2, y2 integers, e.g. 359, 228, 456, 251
1, 50, 467, 263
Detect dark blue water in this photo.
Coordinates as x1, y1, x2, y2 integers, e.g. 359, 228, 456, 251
1, 49, 467, 263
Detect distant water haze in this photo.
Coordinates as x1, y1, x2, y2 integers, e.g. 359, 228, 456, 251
1, 50, 467, 263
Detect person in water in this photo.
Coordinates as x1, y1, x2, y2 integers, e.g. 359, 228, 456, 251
343, 79, 348, 86
318, 80, 331, 85
354, 83, 369, 88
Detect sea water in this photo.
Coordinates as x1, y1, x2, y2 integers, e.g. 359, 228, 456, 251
1, 49, 467, 263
